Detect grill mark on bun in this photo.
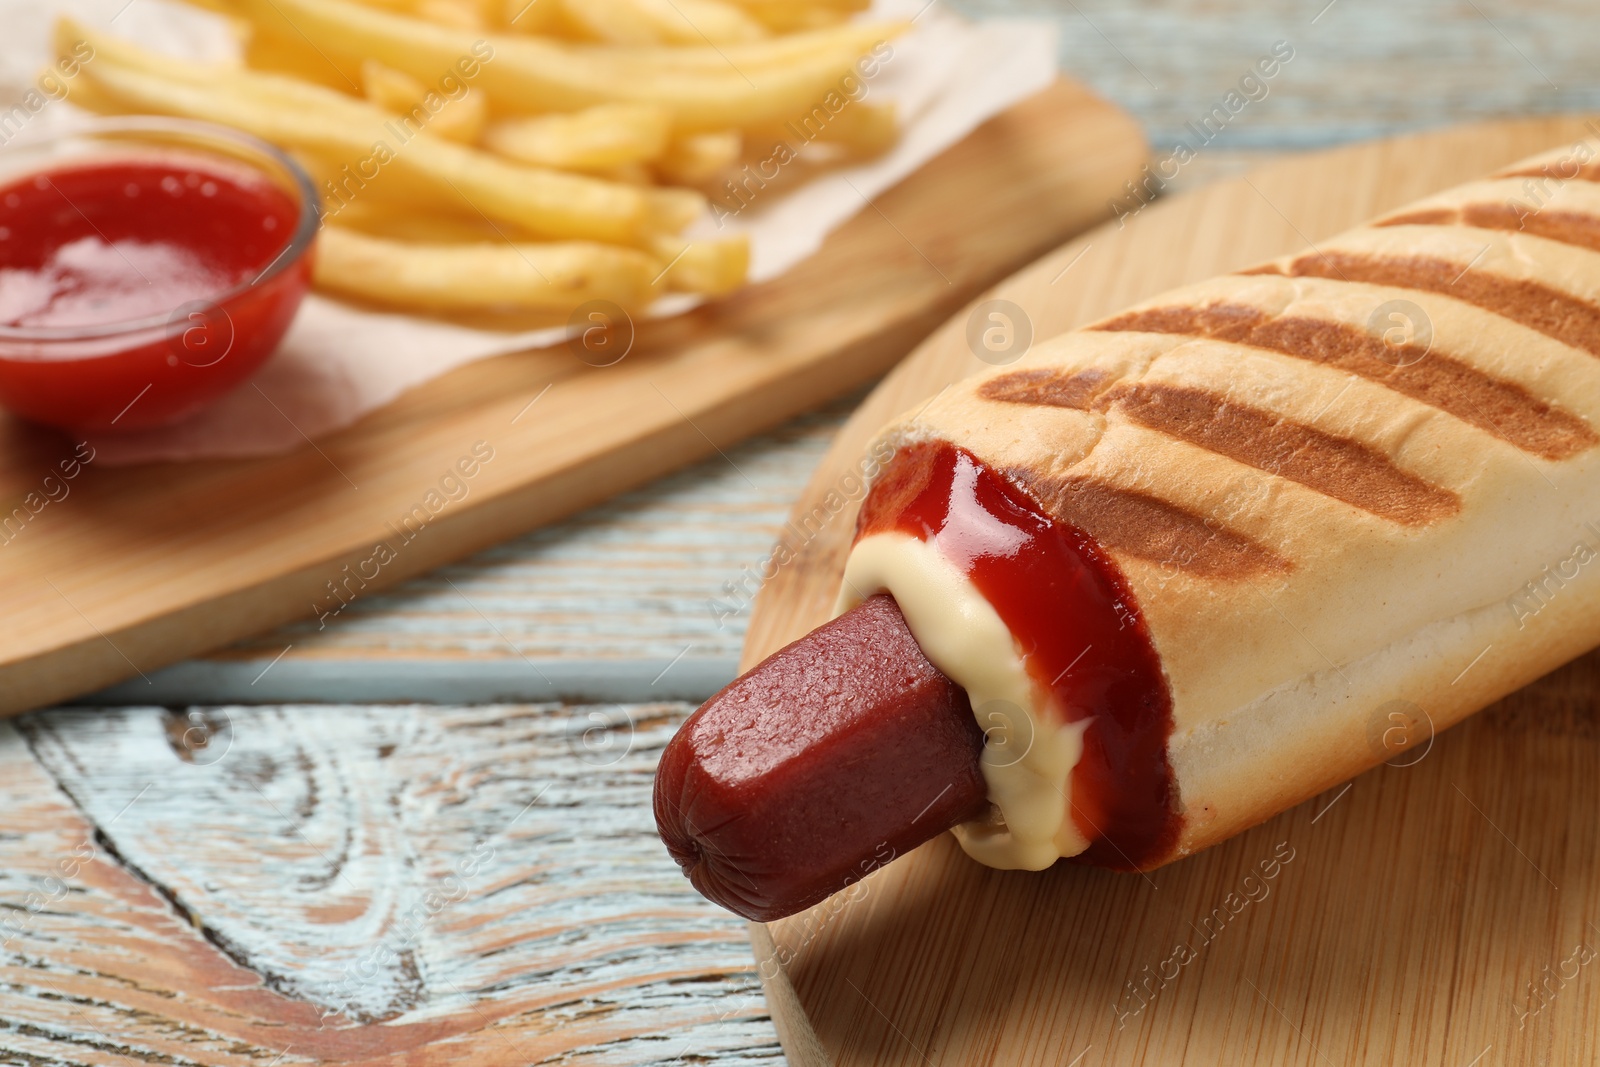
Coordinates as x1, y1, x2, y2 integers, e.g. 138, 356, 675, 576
1282, 251, 1600, 358
1097, 303, 1269, 343
1498, 162, 1600, 183
977, 366, 1111, 408
980, 369, 1460, 525
1009, 472, 1292, 580
1377, 204, 1600, 256
1094, 303, 1596, 460
1110, 383, 1459, 525
1378, 208, 1457, 227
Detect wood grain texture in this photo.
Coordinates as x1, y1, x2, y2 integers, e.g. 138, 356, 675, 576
0, 702, 784, 1066
0, 78, 1147, 718
744, 114, 1600, 1065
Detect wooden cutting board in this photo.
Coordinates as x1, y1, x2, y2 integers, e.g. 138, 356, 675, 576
0, 79, 1145, 717
745, 114, 1600, 1067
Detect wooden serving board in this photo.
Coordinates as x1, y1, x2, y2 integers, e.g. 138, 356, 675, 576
0, 78, 1145, 717
746, 115, 1600, 1067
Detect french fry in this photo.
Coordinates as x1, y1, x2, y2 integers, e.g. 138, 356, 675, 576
323, 198, 506, 241
556, 0, 767, 45
314, 226, 661, 311
361, 58, 425, 106
502, 0, 559, 34
325, 0, 502, 24
161, 0, 235, 13
651, 235, 750, 296
481, 104, 670, 169
549, 0, 659, 44
244, 31, 360, 91
67, 53, 667, 242
753, 99, 897, 157
655, 129, 741, 186
361, 59, 487, 143
196, 0, 906, 130
62, 18, 368, 114
734, 5, 850, 32
216, 0, 884, 71
810, 100, 896, 155
230, 0, 895, 117
725, 0, 868, 10
415, 0, 486, 29
333, 0, 505, 25
669, 0, 771, 42
723, 0, 867, 31
586, 23, 890, 73
296, 93, 701, 231
598, 162, 656, 186
644, 186, 708, 235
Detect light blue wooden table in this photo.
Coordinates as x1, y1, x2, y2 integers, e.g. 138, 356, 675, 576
8, 2, 1600, 1063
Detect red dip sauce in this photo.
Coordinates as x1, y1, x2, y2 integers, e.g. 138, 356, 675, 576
855, 440, 1180, 869
0, 156, 310, 431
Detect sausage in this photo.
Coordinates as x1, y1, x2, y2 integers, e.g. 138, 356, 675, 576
653, 594, 988, 921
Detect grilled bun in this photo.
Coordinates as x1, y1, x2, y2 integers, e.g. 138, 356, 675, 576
865, 139, 1600, 863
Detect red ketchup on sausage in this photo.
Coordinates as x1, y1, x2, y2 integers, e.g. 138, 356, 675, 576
0, 156, 311, 430
655, 441, 1179, 921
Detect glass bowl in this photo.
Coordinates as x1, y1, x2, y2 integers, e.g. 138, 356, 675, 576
0, 116, 319, 432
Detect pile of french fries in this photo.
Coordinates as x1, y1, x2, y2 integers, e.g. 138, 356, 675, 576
52, 0, 905, 317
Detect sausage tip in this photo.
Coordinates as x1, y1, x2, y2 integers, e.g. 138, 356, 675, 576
654, 595, 989, 921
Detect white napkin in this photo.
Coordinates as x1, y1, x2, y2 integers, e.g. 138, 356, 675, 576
0, 0, 1057, 464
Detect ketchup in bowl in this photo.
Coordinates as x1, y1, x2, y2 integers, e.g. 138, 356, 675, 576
0, 118, 318, 432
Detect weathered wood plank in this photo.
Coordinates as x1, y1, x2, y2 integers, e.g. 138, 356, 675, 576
1, 704, 783, 1066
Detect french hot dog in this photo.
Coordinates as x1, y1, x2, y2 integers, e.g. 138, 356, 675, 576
657, 138, 1600, 920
